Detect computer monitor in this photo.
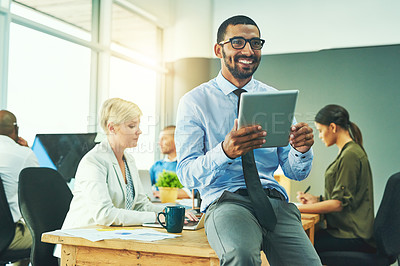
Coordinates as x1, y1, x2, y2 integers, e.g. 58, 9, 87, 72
31, 133, 98, 182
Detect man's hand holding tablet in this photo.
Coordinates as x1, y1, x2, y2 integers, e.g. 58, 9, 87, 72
289, 122, 314, 153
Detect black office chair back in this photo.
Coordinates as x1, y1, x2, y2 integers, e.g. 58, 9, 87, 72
0, 177, 30, 265
19, 167, 73, 266
374, 172, 400, 261
319, 172, 400, 266
0, 178, 15, 254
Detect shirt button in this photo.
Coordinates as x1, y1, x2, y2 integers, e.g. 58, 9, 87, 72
301, 156, 306, 159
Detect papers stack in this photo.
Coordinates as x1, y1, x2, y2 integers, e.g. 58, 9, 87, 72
52, 228, 180, 242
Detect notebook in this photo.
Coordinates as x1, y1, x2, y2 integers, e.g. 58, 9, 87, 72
142, 213, 205, 231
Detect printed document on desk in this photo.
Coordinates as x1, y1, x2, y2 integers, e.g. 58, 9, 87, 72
50, 228, 180, 242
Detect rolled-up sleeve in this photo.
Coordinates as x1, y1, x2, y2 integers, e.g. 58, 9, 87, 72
330, 153, 359, 208
277, 145, 313, 181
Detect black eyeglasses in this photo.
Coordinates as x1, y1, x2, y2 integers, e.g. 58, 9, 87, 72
219, 37, 265, 50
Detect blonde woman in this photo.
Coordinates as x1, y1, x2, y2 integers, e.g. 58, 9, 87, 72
61, 98, 196, 230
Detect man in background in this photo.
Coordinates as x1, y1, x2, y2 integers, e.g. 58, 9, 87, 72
0, 110, 39, 266
150, 125, 189, 199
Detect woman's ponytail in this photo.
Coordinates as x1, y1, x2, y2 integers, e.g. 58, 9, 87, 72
349, 121, 363, 148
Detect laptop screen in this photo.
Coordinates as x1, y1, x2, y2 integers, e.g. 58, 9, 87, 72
31, 133, 97, 182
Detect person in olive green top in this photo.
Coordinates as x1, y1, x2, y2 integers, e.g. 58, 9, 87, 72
297, 104, 376, 253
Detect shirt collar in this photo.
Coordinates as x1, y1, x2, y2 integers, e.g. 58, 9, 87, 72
164, 155, 177, 162
0, 135, 16, 144
216, 71, 256, 95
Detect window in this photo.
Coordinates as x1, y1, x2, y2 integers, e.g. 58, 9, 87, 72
7, 23, 91, 144
111, 3, 159, 62
109, 2, 162, 169
3, 0, 163, 169
11, 0, 91, 40
109, 56, 157, 169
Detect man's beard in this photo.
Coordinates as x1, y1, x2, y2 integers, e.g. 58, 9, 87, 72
222, 49, 260, 80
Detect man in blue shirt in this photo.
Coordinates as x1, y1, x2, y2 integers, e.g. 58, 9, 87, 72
175, 15, 321, 265
150, 125, 189, 199
150, 125, 177, 186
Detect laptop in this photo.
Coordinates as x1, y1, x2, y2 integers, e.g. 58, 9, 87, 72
138, 169, 159, 202
142, 213, 205, 231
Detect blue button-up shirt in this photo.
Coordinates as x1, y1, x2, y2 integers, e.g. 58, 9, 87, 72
175, 72, 313, 212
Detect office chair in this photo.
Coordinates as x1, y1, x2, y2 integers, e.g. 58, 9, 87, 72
0, 178, 31, 266
319, 172, 400, 266
18, 167, 73, 266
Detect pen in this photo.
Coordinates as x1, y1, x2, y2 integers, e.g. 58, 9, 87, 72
304, 185, 311, 194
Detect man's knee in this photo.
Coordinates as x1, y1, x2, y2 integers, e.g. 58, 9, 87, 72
220, 246, 261, 265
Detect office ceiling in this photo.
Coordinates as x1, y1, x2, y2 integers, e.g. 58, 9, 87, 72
12, 0, 158, 58
14, 0, 92, 32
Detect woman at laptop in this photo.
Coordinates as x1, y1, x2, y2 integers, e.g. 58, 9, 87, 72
296, 104, 376, 254
61, 98, 196, 230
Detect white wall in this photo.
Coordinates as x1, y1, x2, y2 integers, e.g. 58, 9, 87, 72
151, 0, 400, 60
129, 0, 214, 61
126, 0, 174, 27
133, 0, 400, 59
165, 0, 213, 61
212, 0, 400, 55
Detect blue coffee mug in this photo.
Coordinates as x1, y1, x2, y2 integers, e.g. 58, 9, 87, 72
157, 206, 185, 233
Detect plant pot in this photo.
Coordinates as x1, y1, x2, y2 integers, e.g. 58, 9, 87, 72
159, 187, 178, 203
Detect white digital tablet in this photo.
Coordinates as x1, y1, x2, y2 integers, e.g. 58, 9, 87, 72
238, 90, 298, 148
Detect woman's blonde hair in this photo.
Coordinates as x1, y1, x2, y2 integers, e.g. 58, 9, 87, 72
100, 98, 142, 133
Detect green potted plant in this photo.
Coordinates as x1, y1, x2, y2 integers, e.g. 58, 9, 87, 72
155, 170, 184, 203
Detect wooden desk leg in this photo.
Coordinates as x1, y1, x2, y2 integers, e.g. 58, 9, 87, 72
210, 257, 219, 266
304, 226, 315, 245
308, 225, 315, 245
61, 245, 77, 266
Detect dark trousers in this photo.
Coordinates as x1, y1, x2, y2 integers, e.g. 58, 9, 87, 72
204, 191, 322, 266
315, 229, 376, 254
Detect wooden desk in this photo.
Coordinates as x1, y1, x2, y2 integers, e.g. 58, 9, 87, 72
301, 213, 320, 245
42, 214, 319, 266
274, 173, 291, 198
43, 227, 218, 265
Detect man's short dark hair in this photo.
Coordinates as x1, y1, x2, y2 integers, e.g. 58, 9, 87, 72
217, 15, 260, 43
0, 110, 17, 136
